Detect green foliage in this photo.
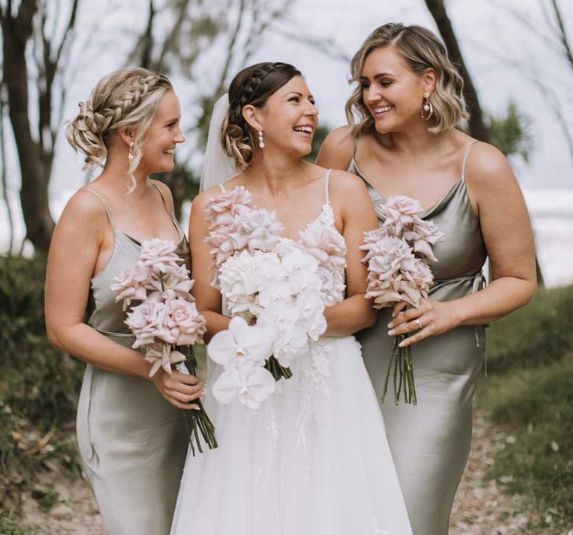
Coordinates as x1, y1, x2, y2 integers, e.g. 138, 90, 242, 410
487, 101, 534, 162
480, 285, 573, 530
0, 255, 84, 514
307, 124, 330, 163
0, 515, 37, 535
486, 285, 573, 373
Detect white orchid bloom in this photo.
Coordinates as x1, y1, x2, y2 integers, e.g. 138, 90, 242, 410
212, 365, 276, 409
207, 316, 274, 368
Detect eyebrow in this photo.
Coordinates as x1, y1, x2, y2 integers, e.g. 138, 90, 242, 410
360, 72, 395, 80
286, 91, 315, 100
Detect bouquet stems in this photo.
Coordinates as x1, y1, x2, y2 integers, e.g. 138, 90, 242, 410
382, 335, 417, 405
264, 355, 293, 381
180, 348, 218, 455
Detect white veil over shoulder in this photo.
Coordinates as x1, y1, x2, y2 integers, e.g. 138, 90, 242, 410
200, 94, 236, 192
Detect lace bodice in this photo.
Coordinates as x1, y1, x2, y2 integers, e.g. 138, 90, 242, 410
204, 170, 347, 306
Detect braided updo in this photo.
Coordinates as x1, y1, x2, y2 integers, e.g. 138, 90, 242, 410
223, 62, 301, 170
66, 67, 172, 173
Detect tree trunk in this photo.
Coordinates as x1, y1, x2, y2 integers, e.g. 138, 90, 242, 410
424, 0, 491, 142
1, 0, 54, 253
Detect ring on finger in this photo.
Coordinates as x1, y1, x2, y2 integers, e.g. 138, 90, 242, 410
415, 319, 423, 330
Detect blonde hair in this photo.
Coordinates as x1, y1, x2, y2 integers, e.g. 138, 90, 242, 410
346, 23, 469, 135
223, 62, 301, 170
66, 67, 172, 186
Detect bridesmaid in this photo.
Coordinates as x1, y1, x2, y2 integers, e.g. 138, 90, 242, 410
45, 68, 202, 534
317, 23, 537, 535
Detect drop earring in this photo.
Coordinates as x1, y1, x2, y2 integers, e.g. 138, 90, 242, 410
128, 142, 135, 163
258, 129, 265, 149
421, 94, 433, 121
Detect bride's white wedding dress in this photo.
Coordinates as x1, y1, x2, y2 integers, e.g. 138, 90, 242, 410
171, 172, 412, 535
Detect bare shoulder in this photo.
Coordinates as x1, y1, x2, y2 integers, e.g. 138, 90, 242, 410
329, 169, 369, 197
62, 187, 108, 227
465, 142, 515, 187
150, 179, 176, 211
191, 185, 226, 212
51, 186, 108, 247
316, 125, 355, 169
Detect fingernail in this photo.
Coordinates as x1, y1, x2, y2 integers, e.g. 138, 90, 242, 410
387, 322, 394, 328
191, 404, 201, 411
398, 341, 406, 348
388, 329, 396, 336
392, 311, 398, 318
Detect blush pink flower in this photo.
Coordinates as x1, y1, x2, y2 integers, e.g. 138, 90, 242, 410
166, 297, 207, 346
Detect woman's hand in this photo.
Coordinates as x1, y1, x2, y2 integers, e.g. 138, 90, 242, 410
387, 299, 463, 348
151, 369, 204, 410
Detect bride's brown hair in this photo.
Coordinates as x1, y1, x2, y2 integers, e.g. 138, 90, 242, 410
223, 62, 301, 170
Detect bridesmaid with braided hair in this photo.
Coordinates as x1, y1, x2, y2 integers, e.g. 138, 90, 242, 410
45, 68, 202, 534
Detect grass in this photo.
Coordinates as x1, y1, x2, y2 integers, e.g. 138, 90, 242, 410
479, 285, 573, 532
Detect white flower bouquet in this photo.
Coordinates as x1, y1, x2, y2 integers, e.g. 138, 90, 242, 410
360, 196, 444, 405
204, 188, 327, 409
111, 238, 217, 454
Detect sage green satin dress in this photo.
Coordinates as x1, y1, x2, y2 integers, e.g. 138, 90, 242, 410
76, 187, 189, 535
351, 141, 487, 535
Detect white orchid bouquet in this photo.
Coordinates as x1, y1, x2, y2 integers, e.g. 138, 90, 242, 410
204, 188, 327, 409
360, 196, 444, 405
111, 238, 217, 454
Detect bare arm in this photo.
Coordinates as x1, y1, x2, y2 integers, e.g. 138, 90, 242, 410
188, 189, 230, 340
455, 143, 537, 323
316, 126, 355, 171
323, 171, 378, 336
45, 189, 202, 408
390, 143, 537, 346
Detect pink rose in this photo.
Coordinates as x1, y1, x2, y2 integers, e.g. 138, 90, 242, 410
166, 297, 207, 346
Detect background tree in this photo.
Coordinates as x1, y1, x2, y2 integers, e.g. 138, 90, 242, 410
0, 0, 79, 253
128, 0, 291, 215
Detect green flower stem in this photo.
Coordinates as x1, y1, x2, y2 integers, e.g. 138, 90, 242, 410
382, 334, 417, 405
264, 355, 293, 381
181, 347, 218, 456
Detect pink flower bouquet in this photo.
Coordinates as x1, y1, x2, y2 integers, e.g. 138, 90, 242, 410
111, 238, 217, 454
361, 196, 444, 405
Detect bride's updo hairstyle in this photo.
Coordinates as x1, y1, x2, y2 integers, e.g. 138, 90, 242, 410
66, 67, 172, 175
346, 23, 469, 135
223, 62, 301, 170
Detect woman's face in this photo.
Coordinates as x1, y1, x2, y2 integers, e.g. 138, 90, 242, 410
252, 75, 319, 158
360, 45, 432, 134
139, 90, 185, 174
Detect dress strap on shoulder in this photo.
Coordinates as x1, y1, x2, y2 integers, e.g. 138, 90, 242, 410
461, 140, 478, 181
85, 187, 116, 229
324, 169, 332, 205
150, 181, 170, 211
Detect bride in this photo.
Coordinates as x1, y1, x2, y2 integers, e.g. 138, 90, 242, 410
171, 62, 412, 534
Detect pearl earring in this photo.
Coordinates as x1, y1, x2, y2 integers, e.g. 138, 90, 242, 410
258, 129, 264, 149
421, 94, 433, 121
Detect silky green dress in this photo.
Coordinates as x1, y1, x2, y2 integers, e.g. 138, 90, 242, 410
350, 141, 487, 535
76, 186, 189, 535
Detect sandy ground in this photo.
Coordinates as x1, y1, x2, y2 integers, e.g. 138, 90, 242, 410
18, 411, 563, 534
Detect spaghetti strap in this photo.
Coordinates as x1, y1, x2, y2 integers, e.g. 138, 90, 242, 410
85, 188, 116, 229
461, 140, 478, 182
150, 181, 170, 211
324, 169, 332, 205
219, 184, 226, 193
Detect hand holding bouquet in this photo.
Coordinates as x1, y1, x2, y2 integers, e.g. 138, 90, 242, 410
111, 238, 217, 454
360, 196, 444, 405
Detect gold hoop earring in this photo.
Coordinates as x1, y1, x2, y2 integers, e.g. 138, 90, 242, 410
258, 129, 264, 149
421, 96, 433, 121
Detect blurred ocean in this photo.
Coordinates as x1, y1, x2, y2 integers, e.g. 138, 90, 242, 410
1, 188, 572, 288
